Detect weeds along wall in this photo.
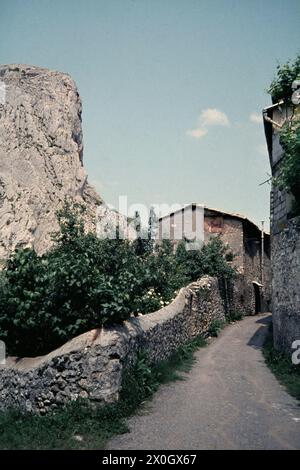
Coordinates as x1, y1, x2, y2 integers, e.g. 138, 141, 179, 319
0, 276, 225, 415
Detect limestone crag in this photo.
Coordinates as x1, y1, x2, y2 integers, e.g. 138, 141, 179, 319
0, 64, 101, 259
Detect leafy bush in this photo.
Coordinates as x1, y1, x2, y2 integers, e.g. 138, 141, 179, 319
175, 237, 235, 283
226, 310, 244, 323
268, 54, 300, 103
208, 319, 225, 337
277, 121, 300, 212
0, 204, 148, 356
121, 352, 160, 408
0, 203, 235, 357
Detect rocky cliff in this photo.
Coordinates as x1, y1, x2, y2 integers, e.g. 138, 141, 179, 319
0, 64, 101, 260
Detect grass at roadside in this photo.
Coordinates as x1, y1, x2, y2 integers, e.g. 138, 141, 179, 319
207, 310, 245, 338
263, 324, 300, 402
0, 336, 206, 450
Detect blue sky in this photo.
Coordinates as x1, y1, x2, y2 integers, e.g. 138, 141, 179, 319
1, 0, 300, 228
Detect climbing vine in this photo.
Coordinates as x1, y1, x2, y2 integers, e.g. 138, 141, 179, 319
277, 121, 300, 215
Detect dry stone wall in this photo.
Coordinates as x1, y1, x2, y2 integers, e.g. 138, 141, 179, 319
266, 103, 300, 354
0, 276, 225, 414
272, 217, 300, 353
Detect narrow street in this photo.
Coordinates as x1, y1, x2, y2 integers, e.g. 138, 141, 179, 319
108, 314, 300, 450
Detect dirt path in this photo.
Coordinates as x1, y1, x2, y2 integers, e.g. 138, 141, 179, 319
107, 314, 300, 450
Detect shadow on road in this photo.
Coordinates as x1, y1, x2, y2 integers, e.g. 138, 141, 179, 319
247, 314, 272, 350
255, 315, 272, 325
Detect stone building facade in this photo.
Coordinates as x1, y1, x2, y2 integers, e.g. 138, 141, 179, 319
159, 205, 271, 315
263, 102, 300, 353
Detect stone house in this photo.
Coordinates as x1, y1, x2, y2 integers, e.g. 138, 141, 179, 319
263, 100, 300, 353
158, 204, 271, 315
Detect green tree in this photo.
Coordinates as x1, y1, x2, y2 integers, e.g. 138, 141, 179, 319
268, 54, 300, 103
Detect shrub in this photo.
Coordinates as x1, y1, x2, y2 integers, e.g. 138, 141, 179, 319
0, 249, 50, 354
0, 203, 235, 357
0, 204, 147, 356
226, 310, 244, 323
268, 54, 300, 103
277, 121, 300, 213
208, 319, 225, 337
175, 237, 236, 283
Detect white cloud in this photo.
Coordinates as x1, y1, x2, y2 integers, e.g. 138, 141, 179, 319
186, 108, 230, 139
199, 108, 230, 127
186, 128, 208, 139
250, 112, 262, 124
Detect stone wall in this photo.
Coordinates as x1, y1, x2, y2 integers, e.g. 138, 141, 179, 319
264, 102, 300, 353
204, 214, 244, 270
205, 213, 271, 314
270, 161, 294, 236
272, 217, 300, 353
205, 215, 255, 315
0, 276, 225, 414
243, 222, 271, 313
